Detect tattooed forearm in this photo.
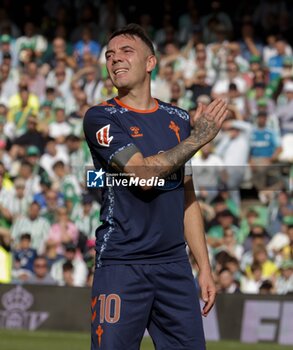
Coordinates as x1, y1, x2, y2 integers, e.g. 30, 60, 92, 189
122, 99, 227, 184
144, 113, 220, 179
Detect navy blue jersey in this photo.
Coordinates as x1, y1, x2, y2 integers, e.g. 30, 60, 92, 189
83, 98, 191, 266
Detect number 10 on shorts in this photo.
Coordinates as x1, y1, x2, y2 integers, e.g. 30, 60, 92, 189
97, 294, 121, 324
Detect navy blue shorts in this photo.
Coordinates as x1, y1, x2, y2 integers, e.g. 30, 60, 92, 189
91, 261, 206, 350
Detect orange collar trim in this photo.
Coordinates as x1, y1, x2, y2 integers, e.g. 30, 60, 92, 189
114, 97, 159, 114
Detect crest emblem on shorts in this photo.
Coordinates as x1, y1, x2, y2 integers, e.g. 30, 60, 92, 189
96, 124, 113, 147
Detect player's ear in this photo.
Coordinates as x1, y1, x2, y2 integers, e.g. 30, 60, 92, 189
146, 55, 157, 73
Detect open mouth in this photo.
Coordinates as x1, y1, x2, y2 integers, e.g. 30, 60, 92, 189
113, 68, 129, 76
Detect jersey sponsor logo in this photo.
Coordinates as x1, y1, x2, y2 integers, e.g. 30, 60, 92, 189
169, 120, 181, 142
96, 124, 113, 147
130, 126, 143, 137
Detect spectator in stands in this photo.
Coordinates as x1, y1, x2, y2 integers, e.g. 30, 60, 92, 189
169, 81, 193, 110
48, 103, 71, 143
275, 260, 293, 294
191, 141, 226, 203
214, 227, 244, 261
5, 177, 31, 220
7, 84, 39, 136
39, 137, 69, 180
246, 244, 278, 280
201, 1, 233, 44
238, 17, 263, 62
207, 209, 239, 249
61, 261, 74, 286
212, 61, 247, 98
50, 242, 88, 287
72, 193, 101, 241
11, 201, 50, 254
276, 81, 293, 136
40, 188, 64, 225
0, 34, 17, 68
52, 160, 82, 213
241, 230, 271, 271
0, 62, 18, 104
185, 69, 213, 102
240, 262, 263, 294
73, 26, 101, 68
215, 119, 252, 206
13, 233, 37, 274
25, 255, 56, 285
26, 60, 46, 101
243, 221, 271, 251
267, 38, 290, 82
216, 268, 241, 293
249, 110, 282, 190
47, 206, 79, 255
12, 115, 45, 157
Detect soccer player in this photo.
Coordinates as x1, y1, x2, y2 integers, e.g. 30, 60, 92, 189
83, 23, 227, 350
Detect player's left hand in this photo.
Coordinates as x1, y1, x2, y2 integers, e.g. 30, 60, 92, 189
197, 271, 216, 317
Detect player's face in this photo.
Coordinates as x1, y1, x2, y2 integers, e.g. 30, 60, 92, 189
105, 35, 154, 90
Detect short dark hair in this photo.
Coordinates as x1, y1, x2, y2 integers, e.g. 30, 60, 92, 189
109, 23, 155, 55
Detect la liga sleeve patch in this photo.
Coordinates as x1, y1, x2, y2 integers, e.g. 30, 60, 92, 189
96, 124, 113, 147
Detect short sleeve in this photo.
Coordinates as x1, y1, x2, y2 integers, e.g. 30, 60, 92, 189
83, 106, 135, 165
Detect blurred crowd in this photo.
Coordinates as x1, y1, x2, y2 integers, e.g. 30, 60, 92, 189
0, 0, 292, 294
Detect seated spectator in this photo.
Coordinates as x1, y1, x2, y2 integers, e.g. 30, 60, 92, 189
216, 268, 241, 294
191, 141, 226, 203
7, 83, 39, 136
72, 193, 101, 241
207, 209, 239, 248
11, 201, 50, 254
214, 227, 244, 261
47, 206, 79, 255
275, 260, 293, 294
50, 242, 88, 287
12, 115, 46, 157
73, 26, 101, 68
26, 60, 46, 101
13, 233, 37, 274
243, 222, 271, 253
185, 69, 212, 102
240, 262, 263, 294
48, 103, 71, 144
43, 240, 64, 271
245, 245, 278, 281
39, 137, 69, 180
5, 177, 31, 220
52, 160, 81, 213
40, 189, 64, 224
212, 62, 247, 99
61, 261, 74, 286
25, 255, 56, 285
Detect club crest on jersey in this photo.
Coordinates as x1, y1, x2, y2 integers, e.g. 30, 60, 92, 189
169, 121, 180, 143
96, 124, 113, 147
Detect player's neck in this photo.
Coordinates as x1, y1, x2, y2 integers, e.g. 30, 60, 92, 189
117, 88, 155, 111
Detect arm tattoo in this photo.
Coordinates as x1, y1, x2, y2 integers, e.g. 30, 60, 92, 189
145, 113, 219, 179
